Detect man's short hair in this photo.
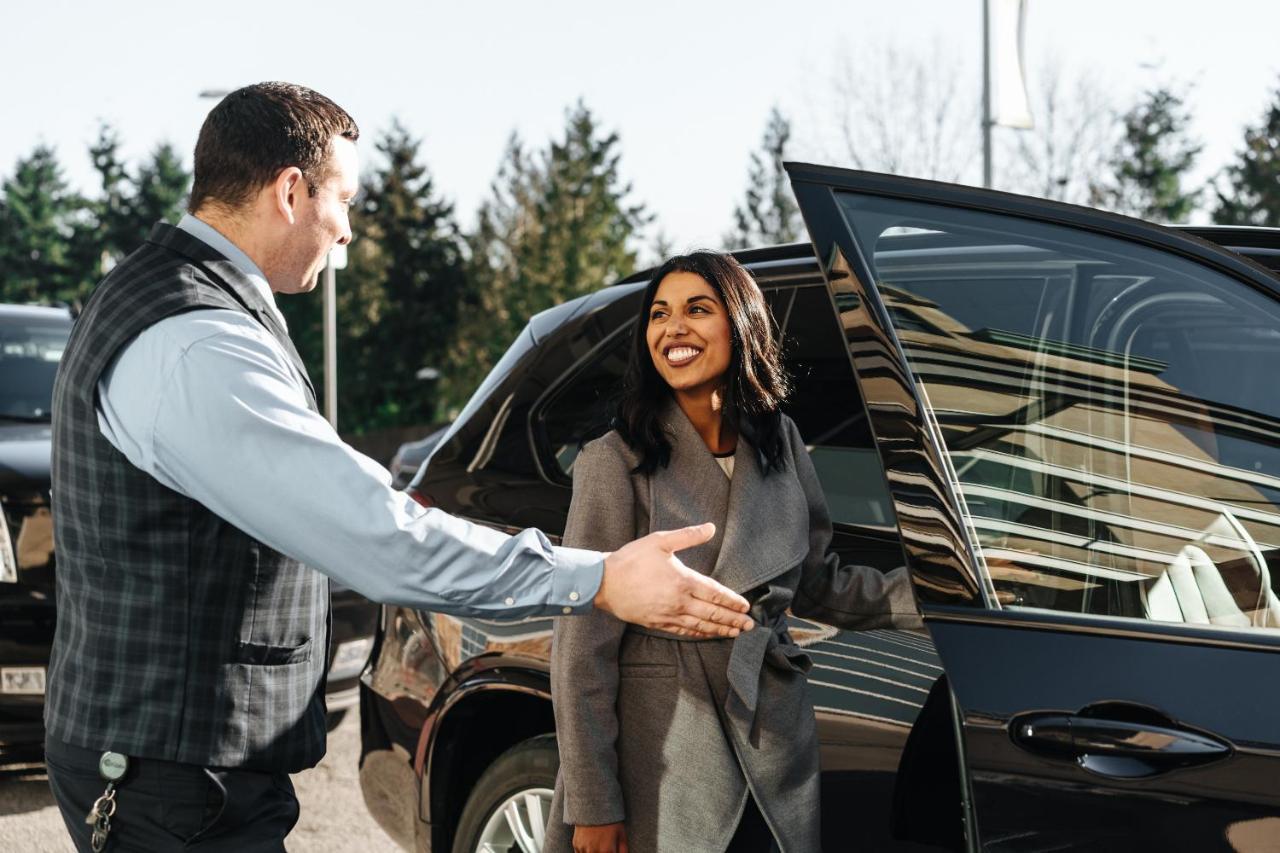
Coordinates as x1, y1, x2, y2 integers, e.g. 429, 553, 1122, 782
188, 82, 360, 213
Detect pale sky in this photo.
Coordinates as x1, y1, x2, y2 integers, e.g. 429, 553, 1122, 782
7, 0, 1280, 251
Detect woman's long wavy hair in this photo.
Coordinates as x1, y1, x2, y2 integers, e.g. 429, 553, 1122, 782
616, 251, 791, 475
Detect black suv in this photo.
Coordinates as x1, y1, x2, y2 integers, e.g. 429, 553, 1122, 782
0, 303, 377, 763
358, 166, 1280, 853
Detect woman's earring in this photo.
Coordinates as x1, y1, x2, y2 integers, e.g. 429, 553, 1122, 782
711, 387, 723, 413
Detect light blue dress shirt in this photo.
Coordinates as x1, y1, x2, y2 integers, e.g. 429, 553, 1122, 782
93, 214, 603, 618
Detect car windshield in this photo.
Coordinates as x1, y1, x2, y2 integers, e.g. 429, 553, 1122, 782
0, 314, 70, 421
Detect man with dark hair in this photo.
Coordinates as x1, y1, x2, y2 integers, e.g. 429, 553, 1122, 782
45, 82, 751, 851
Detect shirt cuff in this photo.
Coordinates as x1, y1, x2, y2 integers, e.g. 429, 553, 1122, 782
547, 546, 605, 615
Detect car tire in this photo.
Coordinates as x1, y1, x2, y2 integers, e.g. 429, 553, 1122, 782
451, 734, 559, 853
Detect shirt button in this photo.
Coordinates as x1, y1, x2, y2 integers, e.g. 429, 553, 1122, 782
568, 591, 580, 602
505, 597, 515, 606
562, 606, 573, 615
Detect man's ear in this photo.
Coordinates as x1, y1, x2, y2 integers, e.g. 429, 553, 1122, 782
272, 167, 305, 225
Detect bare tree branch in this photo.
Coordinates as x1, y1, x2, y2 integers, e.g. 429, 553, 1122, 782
820, 42, 980, 183
1002, 58, 1117, 203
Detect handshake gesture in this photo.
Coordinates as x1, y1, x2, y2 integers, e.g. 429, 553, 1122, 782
591, 522, 754, 638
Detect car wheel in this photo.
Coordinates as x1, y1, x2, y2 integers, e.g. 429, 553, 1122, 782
451, 734, 558, 853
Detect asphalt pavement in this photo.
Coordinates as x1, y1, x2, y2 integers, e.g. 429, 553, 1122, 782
0, 711, 404, 852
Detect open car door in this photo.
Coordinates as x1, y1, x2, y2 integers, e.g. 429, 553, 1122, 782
788, 163, 1280, 852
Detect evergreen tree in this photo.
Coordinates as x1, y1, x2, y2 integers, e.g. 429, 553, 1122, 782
1214, 82, 1280, 226
524, 101, 650, 310
724, 108, 802, 248
438, 135, 540, 412
74, 126, 191, 288
445, 104, 649, 414
348, 121, 469, 430
129, 142, 190, 232
0, 145, 85, 305
1091, 87, 1201, 223
86, 125, 133, 261
278, 122, 470, 432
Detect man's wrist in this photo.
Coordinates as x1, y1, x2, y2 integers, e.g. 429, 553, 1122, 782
548, 545, 605, 615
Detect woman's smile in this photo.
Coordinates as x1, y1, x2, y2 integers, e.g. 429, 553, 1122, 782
664, 344, 704, 366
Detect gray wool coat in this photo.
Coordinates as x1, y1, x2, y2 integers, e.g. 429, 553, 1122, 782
545, 405, 922, 853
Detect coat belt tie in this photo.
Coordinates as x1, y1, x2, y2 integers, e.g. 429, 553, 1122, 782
630, 608, 812, 744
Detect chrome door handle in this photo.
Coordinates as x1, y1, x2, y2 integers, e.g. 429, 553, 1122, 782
1012, 708, 1232, 779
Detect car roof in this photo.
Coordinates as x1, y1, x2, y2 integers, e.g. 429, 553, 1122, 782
0, 303, 74, 321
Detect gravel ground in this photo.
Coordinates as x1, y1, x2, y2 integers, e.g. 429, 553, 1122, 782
0, 711, 405, 852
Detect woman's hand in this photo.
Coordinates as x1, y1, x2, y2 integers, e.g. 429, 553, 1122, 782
573, 822, 629, 853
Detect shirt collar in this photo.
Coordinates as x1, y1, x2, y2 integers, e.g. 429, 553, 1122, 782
176, 213, 288, 331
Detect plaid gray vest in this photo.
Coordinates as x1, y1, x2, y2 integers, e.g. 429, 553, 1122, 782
47, 222, 330, 773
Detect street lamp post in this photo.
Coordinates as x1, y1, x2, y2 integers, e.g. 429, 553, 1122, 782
323, 246, 347, 429
982, 0, 993, 188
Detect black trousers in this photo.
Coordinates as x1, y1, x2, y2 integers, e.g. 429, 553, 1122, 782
726, 794, 782, 853
45, 737, 300, 852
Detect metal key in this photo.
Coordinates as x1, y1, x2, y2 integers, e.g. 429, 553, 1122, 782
85, 785, 115, 851
84, 751, 128, 852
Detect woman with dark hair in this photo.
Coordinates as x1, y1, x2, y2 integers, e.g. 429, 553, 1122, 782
545, 252, 920, 853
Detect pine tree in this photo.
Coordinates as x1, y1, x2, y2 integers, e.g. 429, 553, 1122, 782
74, 126, 191, 288
1214, 82, 1280, 226
524, 101, 650, 310
1091, 87, 1201, 223
87, 125, 133, 261
445, 103, 650, 414
278, 121, 470, 432
725, 108, 802, 249
129, 142, 190, 232
438, 135, 540, 412
0, 145, 85, 305
347, 121, 469, 430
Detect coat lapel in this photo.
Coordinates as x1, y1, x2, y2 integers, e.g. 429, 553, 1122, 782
711, 422, 810, 594
648, 404, 730, 575
649, 402, 809, 593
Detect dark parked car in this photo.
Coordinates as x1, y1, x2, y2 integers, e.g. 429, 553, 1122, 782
358, 166, 1280, 853
0, 303, 376, 762
389, 425, 454, 491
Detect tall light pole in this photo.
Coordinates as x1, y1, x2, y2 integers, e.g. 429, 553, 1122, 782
323, 247, 346, 429
981, 1, 1034, 190
981, 0, 993, 189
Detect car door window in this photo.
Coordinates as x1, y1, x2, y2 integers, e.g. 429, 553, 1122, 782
838, 193, 1280, 631
780, 284, 894, 529
538, 323, 633, 477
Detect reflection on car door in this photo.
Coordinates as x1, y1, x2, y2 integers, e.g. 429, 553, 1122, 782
789, 164, 1280, 851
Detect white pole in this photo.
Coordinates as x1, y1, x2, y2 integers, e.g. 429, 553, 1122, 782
982, 0, 993, 188
323, 257, 338, 429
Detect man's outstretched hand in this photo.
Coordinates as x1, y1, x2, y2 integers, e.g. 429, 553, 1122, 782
592, 523, 754, 638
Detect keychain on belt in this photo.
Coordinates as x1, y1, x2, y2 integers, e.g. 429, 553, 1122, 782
84, 751, 128, 852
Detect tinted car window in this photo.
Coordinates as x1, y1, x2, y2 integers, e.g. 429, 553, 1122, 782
0, 315, 69, 420
539, 303, 640, 477
780, 285, 893, 527
839, 192, 1280, 630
